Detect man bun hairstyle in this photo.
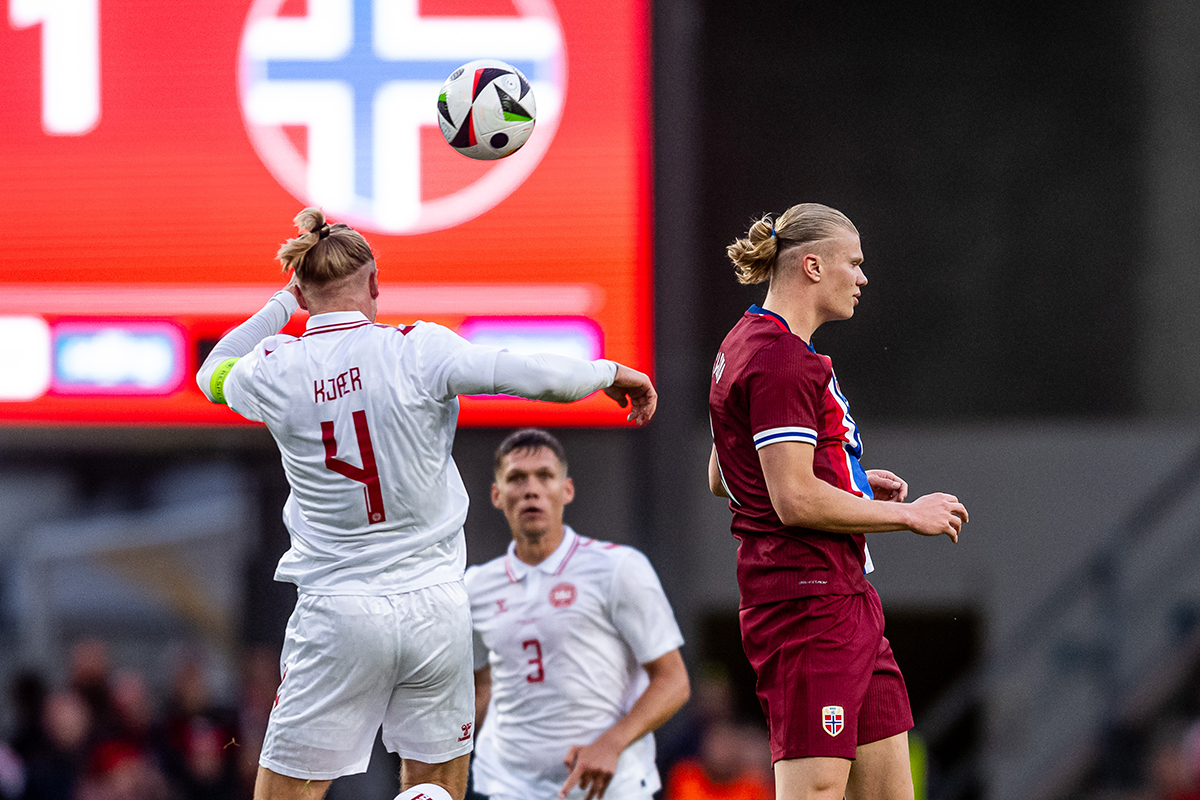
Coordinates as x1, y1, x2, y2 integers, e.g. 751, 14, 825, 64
276, 207, 375, 284
493, 428, 568, 475
726, 202, 859, 285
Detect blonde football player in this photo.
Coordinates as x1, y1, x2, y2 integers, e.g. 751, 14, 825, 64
467, 429, 690, 800
195, 209, 657, 800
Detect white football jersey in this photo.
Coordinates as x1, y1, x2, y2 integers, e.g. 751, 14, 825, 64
223, 311, 500, 595
466, 527, 684, 800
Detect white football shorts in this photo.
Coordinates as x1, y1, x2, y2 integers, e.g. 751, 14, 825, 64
259, 581, 475, 781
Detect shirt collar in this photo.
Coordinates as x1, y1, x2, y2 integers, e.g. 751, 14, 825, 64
748, 304, 814, 350
504, 526, 580, 582
748, 304, 791, 332
305, 310, 370, 331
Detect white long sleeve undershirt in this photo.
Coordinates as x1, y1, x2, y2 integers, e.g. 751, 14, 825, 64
473, 350, 616, 402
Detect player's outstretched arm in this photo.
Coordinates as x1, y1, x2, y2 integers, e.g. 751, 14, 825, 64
559, 649, 689, 800
466, 351, 656, 425
760, 442, 967, 540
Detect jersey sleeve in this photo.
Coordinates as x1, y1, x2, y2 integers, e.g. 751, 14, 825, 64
608, 548, 684, 665
220, 335, 291, 423
745, 338, 827, 451
409, 323, 502, 402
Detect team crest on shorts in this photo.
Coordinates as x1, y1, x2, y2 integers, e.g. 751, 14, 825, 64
549, 582, 577, 608
822, 705, 845, 737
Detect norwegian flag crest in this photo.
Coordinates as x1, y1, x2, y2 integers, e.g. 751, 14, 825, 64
822, 705, 844, 737
238, 0, 566, 235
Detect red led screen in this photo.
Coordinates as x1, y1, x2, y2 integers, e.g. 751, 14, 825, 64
0, 0, 652, 426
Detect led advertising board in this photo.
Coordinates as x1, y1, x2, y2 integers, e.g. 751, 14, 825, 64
0, 0, 652, 426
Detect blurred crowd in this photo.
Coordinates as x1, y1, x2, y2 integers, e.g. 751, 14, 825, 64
0, 639, 279, 800
8, 639, 1200, 800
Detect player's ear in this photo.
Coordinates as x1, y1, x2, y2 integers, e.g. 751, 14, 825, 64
562, 477, 575, 506
491, 482, 502, 509
294, 285, 309, 311
368, 267, 380, 299
801, 253, 821, 282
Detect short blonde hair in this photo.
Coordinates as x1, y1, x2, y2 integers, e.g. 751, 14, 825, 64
276, 207, 375, 284
726, 203, 859, 285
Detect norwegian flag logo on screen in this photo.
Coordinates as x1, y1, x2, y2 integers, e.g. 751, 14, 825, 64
238, 0, 565, 235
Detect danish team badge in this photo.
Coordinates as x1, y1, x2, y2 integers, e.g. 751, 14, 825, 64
549, 582, 577, 608
822, 705, 845, 737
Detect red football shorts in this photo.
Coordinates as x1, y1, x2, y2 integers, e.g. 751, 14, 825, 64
739, 586, 913, 761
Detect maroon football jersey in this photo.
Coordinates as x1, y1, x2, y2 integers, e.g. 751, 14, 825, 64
709, 306, 874, 607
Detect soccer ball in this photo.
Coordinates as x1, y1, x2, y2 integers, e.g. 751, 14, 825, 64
437, 59, 537, 161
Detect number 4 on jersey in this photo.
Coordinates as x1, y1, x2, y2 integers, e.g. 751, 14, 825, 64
321, 410, 386, 524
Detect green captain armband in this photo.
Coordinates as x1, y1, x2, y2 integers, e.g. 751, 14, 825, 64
209, 358, 240, 405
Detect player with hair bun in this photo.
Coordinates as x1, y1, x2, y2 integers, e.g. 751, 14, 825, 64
708, 203, 968, 800
196, 208, 657, 800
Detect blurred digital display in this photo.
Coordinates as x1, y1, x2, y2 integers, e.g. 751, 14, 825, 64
52, 322, 186, 395
0, 0, 652, 426
458, 317, 602, 360
0, 317, 52, 401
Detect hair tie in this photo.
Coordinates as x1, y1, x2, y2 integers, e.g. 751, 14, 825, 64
770, 225, 777, 239
316, 224, 330, 240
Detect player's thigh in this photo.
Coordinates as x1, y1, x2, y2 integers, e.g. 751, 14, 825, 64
740, 593, 881, 762
253, 765, 331, 800
401, 753, 471, 800
774, 756, 852, 800
855, 591, 914, 750
382, 581, 476, 763
261, 595, 400, 781
845, 732, 914, 800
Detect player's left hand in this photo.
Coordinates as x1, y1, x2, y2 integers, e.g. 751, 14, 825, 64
603, 364, 657, 426
867, 469, 908, 502
559, 738, 622, 800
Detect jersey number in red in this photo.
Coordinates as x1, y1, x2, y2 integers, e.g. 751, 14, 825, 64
321, 410, 386, 524
522, 639, 545, 683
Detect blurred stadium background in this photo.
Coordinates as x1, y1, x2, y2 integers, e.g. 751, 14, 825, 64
3, 0, 1200, 799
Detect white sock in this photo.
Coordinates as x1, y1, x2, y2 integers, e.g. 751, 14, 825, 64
393, 784, 454, 800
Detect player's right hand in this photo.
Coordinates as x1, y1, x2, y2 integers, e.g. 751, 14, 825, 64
283, 270, 305, 307
603, 364, 657, 426
904, 493, 968, 542
559, 739, 621, 800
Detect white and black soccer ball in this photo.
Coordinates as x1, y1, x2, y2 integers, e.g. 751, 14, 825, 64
438, 59, 537, 161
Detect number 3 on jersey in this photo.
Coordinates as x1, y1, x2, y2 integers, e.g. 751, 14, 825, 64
523, 639, 545, 683
321, 410, 386, 524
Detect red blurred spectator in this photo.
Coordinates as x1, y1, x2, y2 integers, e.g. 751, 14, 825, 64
68, 640, 113, 740
666, 720, 773, 800
78, 739, 169, 800
157, 649, 239, 800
